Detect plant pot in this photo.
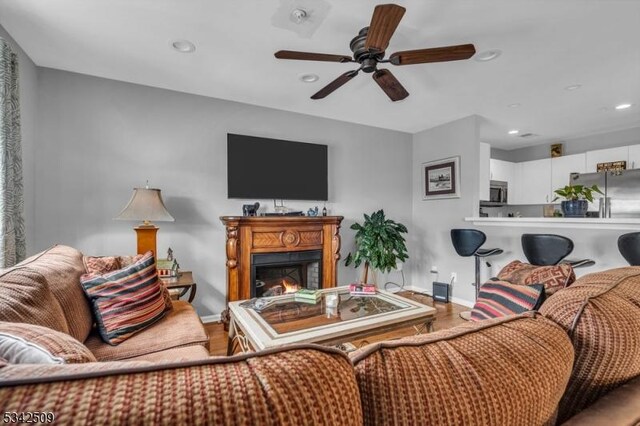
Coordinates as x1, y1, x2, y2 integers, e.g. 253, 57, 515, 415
561, 200, 588, 217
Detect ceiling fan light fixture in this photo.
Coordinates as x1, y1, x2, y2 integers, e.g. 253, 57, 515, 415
171, 40, 196, 53
508, 130, 519, 135
474, 49, 501, 62
299, 73, 319, 83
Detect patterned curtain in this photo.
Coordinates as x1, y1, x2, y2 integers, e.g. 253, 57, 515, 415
0, 38, 25, 267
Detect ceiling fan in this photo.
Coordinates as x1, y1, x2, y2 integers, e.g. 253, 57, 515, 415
274, 4, 476, 102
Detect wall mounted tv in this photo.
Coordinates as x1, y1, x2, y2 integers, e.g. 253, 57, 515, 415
227, 134, 328, 201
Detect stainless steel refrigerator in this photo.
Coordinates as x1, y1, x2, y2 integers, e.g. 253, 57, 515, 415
572, 168, 640, 217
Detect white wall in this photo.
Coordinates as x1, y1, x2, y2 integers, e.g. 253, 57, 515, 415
34, 68, 413, 317
0, 24, 37, 254
410, 116, 481, 305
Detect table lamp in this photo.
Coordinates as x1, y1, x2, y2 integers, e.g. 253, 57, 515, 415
115, 184, 174, 256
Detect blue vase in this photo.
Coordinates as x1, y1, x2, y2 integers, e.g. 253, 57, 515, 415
561, 200, 588, 217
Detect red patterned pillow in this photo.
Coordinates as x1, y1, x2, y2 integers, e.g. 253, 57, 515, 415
80, 252, 168, 345
471, 281, 545, 321
497, 260, 576, 295
118, 254, 145, 268
83, 256, 120, 275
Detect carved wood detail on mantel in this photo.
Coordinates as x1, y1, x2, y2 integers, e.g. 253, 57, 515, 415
220, 216, 344, 308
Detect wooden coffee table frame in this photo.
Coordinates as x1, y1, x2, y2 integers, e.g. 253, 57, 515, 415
227, 288, 436, 355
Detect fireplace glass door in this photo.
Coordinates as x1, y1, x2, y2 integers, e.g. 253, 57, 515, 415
251, 250, 322, 298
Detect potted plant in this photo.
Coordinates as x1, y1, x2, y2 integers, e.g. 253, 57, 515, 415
553, 184, 604, 217
344, 209, 409, 283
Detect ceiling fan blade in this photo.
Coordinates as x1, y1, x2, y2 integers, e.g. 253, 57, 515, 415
275, 50, 353, 63
311, 70, 359, 100
389, 44, 476, 65
364, 4, 406, 52
372, 69, 409, 101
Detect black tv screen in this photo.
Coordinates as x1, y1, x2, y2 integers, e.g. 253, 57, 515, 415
227, 134, 328, 201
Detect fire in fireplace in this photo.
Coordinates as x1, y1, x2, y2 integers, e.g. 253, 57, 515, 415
251, 250, 322, 298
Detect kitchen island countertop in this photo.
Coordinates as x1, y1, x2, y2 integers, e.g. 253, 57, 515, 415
465, 217, 640, 230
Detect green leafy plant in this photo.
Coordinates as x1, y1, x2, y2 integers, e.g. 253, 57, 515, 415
344, 209, 409, 283
552, 184, 604, 202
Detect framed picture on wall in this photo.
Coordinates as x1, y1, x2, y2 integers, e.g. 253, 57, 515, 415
422, 156, 461, 200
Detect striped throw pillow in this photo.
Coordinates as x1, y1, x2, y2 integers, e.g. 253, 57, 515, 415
470, 281, 545, 321
80, 252, 167, 345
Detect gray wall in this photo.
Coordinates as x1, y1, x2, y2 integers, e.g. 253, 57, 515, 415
34, 68, 413, 317
0, 24, 37, 254
410, 116, 480, 305
492, 126, 640, 162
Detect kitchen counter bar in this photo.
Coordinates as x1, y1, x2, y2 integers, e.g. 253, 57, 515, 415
465, 217, 640, 230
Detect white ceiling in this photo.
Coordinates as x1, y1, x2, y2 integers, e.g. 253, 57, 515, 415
1, 0, 639, 149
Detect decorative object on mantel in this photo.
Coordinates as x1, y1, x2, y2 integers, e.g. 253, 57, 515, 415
114, 182, 174, 256
550, 143, 563, 158
422, 156, 461, 200
552, 184, 604, 218
242, 202, 260, 217
307, 206, 319, 216
345, 210, 408, 284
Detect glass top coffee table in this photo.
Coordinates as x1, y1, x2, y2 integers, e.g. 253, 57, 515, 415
226, 287, 436, 355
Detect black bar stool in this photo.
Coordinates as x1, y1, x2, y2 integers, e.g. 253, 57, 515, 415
451, 229, 504, 301
521, 234, 595, 268
618, 232, 640, 265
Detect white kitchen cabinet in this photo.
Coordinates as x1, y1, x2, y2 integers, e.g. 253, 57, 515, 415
489, 159, 515, 183
514, 158, 552, 205
479, 143, 490, 201
627, 144, 640, 169
585, 146, 629, 172
551, 153, 586, 193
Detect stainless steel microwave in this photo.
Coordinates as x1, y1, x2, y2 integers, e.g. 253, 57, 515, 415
481, 180, 508, 206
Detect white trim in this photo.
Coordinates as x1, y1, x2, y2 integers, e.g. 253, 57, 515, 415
465, 216, 640, 230
200, 314, 221, 324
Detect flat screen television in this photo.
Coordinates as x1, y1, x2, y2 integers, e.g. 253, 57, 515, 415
227, 134, 328, 201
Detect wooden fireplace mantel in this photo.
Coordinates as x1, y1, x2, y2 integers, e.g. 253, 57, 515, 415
220, 216, 344, 304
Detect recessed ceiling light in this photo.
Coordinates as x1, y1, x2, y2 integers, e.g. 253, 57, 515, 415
508, 103, 521, 108
615, 103, 633, 110
299, 73, 319, 83
564, 84, 582, 91
474, 49, 502, 62
508, 130, 519, 135
171, 40, 196, 53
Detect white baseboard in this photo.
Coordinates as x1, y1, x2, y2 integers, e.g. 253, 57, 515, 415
403, 285, 475, 308
200, 314, 221, 324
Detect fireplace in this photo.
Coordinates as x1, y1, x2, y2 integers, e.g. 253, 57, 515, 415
220, 215, 343, 323
251, 250, 322, 298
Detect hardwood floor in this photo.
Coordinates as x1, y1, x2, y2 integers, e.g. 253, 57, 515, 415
204, 291, 468, 356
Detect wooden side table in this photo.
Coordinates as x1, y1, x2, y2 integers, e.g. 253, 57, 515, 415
161, 271, 197, 303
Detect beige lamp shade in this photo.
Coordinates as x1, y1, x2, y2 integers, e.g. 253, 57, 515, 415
115, 187, 175, 225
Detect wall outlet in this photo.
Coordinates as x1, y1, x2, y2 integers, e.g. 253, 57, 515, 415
430, 266, 438, 274
450, 272, 457, 283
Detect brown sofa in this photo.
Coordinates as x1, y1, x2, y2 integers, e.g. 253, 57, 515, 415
0, 245, 210, 362
1, 246, 640, 425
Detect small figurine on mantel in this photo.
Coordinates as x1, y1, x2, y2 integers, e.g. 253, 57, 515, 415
307, 206, 319, 217
167, 247, 174, 261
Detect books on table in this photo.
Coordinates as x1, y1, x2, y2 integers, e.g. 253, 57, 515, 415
295, 289, 321, 304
